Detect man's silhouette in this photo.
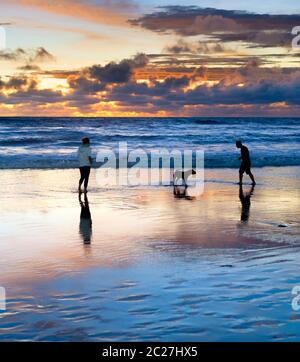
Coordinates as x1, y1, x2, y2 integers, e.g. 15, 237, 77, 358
239, 184, 255, 223
236, 140, 256, 185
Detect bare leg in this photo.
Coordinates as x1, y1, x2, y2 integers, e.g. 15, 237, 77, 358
79, 168, 84, 193
249, 171, 256, 185
239, 172, 243, 185
84, 168, 90, 193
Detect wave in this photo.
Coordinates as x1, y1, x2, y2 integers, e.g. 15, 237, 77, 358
1, 154, 300, 169
0, 117, 299, 169
192, 119, 221, 125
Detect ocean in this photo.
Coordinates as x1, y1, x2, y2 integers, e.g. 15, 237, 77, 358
0, 117, 299, 169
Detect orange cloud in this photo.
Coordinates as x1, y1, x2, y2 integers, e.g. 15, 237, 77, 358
11, 0, 137, 27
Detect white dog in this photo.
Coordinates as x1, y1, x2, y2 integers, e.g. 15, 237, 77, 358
173, 169, 196, 196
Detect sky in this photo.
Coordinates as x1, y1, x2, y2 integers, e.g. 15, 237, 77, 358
0, 0, 300, 116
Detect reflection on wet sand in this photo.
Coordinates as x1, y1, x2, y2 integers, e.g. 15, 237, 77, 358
239, 184, 255, 223
79, 193, 92, 244
0, 168, 299, 284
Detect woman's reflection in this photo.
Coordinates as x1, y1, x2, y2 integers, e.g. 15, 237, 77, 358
79, 193, 92, 244
239, 184, 255, 223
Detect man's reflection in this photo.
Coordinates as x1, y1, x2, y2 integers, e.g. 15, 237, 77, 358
239, 184, 255, 223
79, 193, 92, 244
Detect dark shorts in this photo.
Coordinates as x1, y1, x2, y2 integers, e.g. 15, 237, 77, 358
240, 162, 251, 175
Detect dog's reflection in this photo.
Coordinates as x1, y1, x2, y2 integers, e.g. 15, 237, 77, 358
239, 184, 255, 223
173, 169, 197, 199
79, 193, 92, 244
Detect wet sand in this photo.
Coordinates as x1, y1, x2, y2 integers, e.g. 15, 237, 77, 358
0, 167, 299, 341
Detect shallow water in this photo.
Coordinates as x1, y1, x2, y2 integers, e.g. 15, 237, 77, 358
0, 167, 299, 341
1, 247, 300, 341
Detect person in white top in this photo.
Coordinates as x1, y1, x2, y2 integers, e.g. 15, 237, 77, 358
78, 137, 93, 193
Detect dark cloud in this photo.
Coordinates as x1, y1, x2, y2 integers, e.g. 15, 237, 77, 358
0, 48, 26, 61
130, 6, 300, 48
2, 53, 300, 116
0, 47, 55, 63
18, 64, 41, 72
0, 75, 32, 90
68, 74, 106, 94
0, 75, 62, 105
165, 39, 227, 54
4, 87, 63, 105
94, 62, 300, 111
5, 76, 29, 89
109, 76, 190, 99
88, 53, 148, 83
68, 53, 149, 95
89, 61, 133, 83
109, 78, 298, 108
31, 47, 55, 62
217, 30, 293, 48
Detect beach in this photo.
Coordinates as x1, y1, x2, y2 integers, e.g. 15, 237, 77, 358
0, 166, 299, 341
2, 0, 300, 348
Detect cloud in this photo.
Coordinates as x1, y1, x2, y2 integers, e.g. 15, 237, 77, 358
216, 30, 293, 48
68, 53, 149, 94
0, 76, 29, 90
2, 52, 300, 116
83, 60, 300, 111
18, 64, 41, 72
146, 52, 272, 70
11, 0, 138, 27
31, 47, 55, 62
0, 47, 55, 75
42, 70, 80, 78
0, 75, 63, 106
130, 6, 300, 48
185, 14, 242, 35
0, 47, 55, 63
89, 53, 148, 83
165, 39, 227, 54
0, 48, 26, 61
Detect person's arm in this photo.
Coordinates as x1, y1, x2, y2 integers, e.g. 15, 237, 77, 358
240, 147, 246, 161
88, 148, 93, 165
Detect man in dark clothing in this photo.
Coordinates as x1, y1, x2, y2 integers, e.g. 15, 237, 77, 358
236, 140, 256, 185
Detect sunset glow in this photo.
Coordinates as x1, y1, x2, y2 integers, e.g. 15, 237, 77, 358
1, 0, 300, 116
